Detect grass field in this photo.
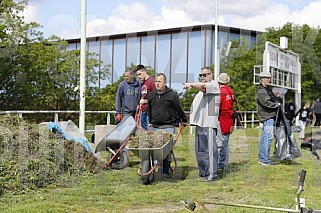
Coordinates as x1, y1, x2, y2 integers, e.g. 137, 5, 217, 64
1, 127, 321, 212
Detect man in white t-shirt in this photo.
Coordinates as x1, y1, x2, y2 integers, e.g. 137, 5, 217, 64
184, 67, 220, 181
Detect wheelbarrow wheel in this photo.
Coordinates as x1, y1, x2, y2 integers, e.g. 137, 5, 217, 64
108, 150, 129, 169
141, 160, 154, 185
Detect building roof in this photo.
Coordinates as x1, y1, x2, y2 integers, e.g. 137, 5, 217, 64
67, 24, 262, 43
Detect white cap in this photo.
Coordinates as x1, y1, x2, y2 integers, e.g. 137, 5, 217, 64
259, 72, 271, 78
217, 73, 230, 84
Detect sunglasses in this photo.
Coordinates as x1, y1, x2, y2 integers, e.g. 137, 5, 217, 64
198, 73, 211, 77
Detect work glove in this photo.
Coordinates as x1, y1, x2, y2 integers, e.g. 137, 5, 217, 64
116, 113, 122, 121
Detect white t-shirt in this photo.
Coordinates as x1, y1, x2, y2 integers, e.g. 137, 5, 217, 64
189, 80, 220, 128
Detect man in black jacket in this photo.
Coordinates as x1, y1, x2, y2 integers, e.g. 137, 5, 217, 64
147, 73, 187, 178
256, 72, 280, 166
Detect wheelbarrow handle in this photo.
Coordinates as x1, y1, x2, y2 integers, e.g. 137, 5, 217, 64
296, 169, 306, 196
299, 170, 306, 187
173, 123, 184, 146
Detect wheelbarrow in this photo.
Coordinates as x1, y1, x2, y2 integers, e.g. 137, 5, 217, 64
94, 115, 137, 169
128, 124, 184, 184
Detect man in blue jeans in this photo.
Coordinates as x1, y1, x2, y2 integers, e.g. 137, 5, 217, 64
256, 72, 280, 166
147, 73, 187, 179
136, 64, 155, 130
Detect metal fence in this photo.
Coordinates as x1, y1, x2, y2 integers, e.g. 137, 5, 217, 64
0, 110, 260, 129
236, 111, 260, 128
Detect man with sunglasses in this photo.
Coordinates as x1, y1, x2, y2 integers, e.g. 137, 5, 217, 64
183, 67, 220, 181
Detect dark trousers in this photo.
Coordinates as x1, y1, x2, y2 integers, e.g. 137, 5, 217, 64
152, 126, 175, 175
315, 113, 321, 126
195, 126, 219, 180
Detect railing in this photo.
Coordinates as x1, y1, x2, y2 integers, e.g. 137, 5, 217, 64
236, 111, 260, 128
0, 110, 261, 129
0, 110, 115, 125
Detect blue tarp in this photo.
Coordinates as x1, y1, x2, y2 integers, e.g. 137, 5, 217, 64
48, 121, 94, 154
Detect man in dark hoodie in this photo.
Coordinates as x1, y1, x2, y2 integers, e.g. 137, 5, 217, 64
147, 73, 187, 179
115, 70, 141, 123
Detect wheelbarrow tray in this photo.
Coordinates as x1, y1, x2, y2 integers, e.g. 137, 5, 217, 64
95, 116, 137, 152
129, 138, 173, 161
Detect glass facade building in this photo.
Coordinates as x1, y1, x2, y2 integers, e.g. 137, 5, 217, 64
67, 24, 261, 91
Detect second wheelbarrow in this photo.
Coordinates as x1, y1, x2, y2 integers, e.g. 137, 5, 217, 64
94, 115, 137, 169
128, 124, 184, 184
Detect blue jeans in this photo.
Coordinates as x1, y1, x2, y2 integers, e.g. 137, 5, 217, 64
140, 111, 149, 130
217, 130, 230, 169
152, 126, 175, 175
258, 118, 274, 163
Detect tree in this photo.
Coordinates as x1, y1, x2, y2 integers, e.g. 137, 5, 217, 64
0, 0, 40, 108
219, 23, 321, 110
257, 23, 321, 104
0, 1, 110, 116
220, 37, 258, 111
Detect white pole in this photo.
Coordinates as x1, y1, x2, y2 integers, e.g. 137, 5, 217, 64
214, 0, 219, 78
79, 0, 87, 134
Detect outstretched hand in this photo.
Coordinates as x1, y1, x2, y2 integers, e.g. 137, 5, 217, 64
183, 83, 192, 89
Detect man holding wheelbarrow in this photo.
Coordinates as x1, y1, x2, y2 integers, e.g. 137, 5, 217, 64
147, 73, 187, 179
183, 67, 220, 182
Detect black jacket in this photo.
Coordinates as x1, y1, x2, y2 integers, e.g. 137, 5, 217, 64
256, 83, 280, 122
147, 87, 187, 128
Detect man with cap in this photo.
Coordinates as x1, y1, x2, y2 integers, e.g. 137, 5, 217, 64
217, 73, 235, 170
256, 72, 280, 165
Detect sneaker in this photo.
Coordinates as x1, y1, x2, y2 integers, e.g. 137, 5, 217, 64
259, 161, 277, 166
201, 176, 219, 182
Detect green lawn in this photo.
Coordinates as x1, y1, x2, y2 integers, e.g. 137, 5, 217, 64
1, 127, 321, 212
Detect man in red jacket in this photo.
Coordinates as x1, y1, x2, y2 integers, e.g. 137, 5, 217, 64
217, 73, 235, 170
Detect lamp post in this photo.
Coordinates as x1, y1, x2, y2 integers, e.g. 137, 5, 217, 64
214, 0, 219, 78
79, 0, 87, 134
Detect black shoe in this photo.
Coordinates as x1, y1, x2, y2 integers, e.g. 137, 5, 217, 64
163, 174, 171, 180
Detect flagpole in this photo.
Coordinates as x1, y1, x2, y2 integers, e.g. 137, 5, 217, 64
79, 0, 87, 134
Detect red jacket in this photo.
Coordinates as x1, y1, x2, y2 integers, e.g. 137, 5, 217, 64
219, 85, 235, 134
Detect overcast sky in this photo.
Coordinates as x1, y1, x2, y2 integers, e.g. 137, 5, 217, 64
21, 0, 321, 39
